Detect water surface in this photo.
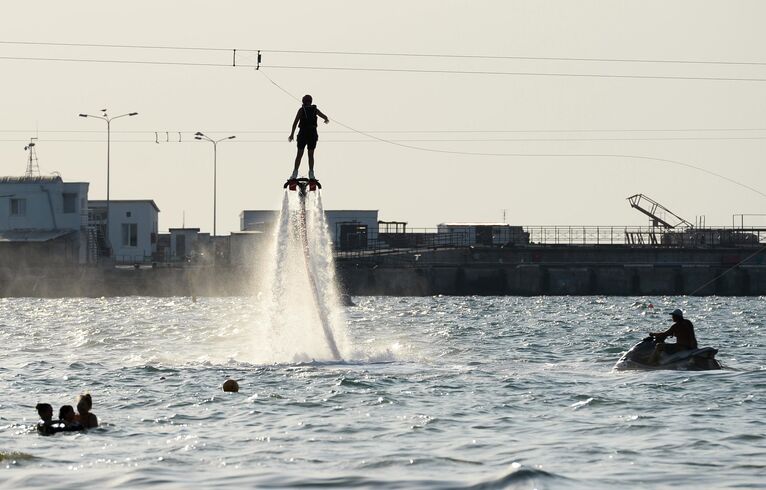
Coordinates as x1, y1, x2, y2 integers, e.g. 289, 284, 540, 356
0, 296, 764, 488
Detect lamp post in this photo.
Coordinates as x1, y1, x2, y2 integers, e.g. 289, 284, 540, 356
195, 132, 235, 236
79, 109, 138, 256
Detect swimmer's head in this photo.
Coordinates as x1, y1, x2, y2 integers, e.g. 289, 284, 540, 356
59, 405, 76, 422
222, 379, 239, 393
302, 94, 313, 106
76, 393, 92, 414
36, 403, 53, 422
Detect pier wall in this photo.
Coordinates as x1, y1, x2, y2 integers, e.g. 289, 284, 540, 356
0, 245, 764, 297
336, 246, 766, 296
337, 263, 765, 296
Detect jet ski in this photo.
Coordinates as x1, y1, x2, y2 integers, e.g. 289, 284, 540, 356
614, 335, 722, 371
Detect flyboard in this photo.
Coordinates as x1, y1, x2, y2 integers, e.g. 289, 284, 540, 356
283, 177, 342, 359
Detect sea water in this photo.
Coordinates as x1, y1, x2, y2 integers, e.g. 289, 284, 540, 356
0, 295, 764, 489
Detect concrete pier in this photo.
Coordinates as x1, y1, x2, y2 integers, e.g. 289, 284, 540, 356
1, 245, 764, 297
335, 246, 766, 296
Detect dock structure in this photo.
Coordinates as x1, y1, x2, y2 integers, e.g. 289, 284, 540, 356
1, 191, 765, 296
0, 221, 764, 297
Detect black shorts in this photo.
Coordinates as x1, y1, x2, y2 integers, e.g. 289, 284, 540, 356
297, 130, 318, 150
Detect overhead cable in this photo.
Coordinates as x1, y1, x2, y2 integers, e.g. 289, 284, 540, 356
259, 69, 766, 199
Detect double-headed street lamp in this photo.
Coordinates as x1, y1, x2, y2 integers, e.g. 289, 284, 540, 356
195, 132, 235, 236
79, 109, 138, 255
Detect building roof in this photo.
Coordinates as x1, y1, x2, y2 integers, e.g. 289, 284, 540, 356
89, 199, 161, 212
0, 176, 63, 184
168, 227, 200, 232
0, 229, 75, 242
439, 223, 512, 227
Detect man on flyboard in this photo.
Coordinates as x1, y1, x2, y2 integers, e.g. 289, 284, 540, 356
287, 94, 329, 182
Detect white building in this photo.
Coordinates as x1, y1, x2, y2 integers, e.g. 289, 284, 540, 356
0, 176, 89, 264
89, 200, 159, 263
239, 209, 379, 249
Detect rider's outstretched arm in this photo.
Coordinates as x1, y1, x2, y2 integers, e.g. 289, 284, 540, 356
288, 110, 301, 141
650, 325, 674, 339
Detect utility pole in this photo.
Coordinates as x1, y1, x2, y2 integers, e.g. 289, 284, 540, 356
79, 110, 138, 255
194, 132, 236, 236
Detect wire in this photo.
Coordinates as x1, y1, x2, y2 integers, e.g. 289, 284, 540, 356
261, 64, 766, 83
0, 55, 231, 67
4, 128, 766, 134
4, 41, 766, 67
2, 50, 766, 83
689, 246, 766, 295
261, 48, 766, 67
259, 70, 766, 199
6, 136, 766, 143
0, 40, 235, 52
8, 53, 766, 83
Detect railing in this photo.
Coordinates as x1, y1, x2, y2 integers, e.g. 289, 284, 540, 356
523, 225, 766, 246
104, 225, 766, 266
526, 226, 663, 245
335, 230, 470, 259
334, 225, 766, 257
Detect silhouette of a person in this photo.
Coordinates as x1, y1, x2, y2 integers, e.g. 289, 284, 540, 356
288, 94, 329, 180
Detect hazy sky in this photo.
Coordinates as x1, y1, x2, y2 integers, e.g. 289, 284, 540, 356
1, 1, 765, 233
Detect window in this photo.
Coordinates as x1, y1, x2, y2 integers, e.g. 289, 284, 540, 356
121, 223, 138, 247
10, 198, 26, 217
63, 193, 77, 213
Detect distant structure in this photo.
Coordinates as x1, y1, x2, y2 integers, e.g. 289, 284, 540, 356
88, 200, 160, 263
240, 209, 380, 250
437, 223, 529, 247
625, 194, 693, 245
627, 194, 692, 229
24, 138, 41, 178
0, 176, 89, 266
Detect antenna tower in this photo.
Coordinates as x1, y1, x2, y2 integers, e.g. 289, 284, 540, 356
24, 138, 41, 177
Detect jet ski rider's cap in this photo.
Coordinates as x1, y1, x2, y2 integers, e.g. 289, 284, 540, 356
669, 308, 684, 318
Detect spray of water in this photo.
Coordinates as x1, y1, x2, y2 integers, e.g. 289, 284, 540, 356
250, 189, 351, 363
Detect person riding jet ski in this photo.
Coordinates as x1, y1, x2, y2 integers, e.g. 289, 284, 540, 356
614, 308, 721, 371
648, 308, 697, 363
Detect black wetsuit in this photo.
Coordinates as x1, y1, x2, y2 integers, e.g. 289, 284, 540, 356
296, 105, 319, 150
657, 319, 698, 352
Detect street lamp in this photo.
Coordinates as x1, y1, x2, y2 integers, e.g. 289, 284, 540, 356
79, 109, 138, 256
195, 132, 236, 236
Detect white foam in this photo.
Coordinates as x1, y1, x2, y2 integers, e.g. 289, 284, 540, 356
249, 189, 351, 363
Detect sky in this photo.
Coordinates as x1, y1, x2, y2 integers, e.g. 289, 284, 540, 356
1, 1, 765, 233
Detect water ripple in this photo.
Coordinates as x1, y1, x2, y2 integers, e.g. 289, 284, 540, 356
0, 296, 764, 488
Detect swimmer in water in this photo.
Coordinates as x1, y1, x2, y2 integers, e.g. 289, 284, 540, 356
58, 405, 83, 431
35, 403, 56, 436
222, 379, 239, 392
75, 394, 98, 429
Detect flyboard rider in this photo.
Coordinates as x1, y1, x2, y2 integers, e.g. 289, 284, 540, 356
288, 94, 329, 181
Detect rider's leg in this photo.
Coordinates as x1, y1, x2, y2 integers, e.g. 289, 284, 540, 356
649, 343, 663, 365
307, 148, 315, 179
291, 148, 304, 179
